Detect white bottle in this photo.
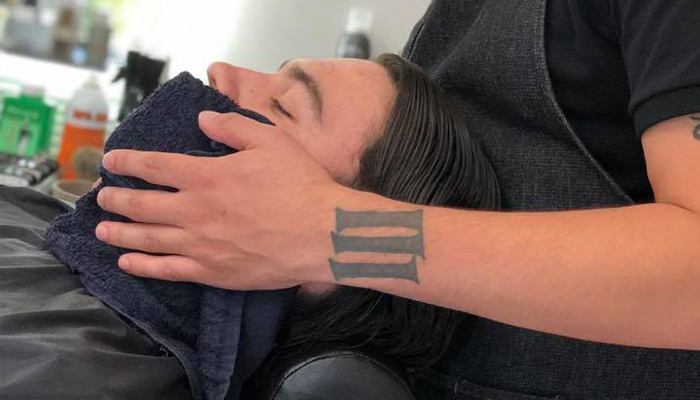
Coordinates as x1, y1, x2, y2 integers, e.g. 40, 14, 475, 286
57, 75, 109, 179
335, 8, 373, 59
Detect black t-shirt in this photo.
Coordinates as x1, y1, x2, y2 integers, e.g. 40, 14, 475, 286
545, 0, 700, 203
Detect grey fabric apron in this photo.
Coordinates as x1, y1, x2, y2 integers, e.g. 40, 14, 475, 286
403, 0, 700, 399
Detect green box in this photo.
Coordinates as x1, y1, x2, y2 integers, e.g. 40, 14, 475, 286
0, 94, 55, 156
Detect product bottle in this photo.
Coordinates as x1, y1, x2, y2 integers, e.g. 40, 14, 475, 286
335, 8, 373, 59
57, 75, 108, 179
0, 85, 55, 157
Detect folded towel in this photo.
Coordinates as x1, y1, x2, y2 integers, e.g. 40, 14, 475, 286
46, 72, 295, 400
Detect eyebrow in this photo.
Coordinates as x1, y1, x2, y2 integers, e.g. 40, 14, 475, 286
279, 60, 324, 121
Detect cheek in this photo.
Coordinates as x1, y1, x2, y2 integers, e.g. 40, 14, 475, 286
307, 138, 359, 185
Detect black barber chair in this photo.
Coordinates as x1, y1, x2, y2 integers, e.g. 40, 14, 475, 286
245, 346, 417, 400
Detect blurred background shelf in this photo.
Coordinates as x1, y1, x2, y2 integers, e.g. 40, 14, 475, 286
1, 0, 431, 174
0, 50, 122, 157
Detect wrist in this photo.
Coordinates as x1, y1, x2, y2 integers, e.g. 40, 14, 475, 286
304, 183, 420, 287
300, 183, 361, 285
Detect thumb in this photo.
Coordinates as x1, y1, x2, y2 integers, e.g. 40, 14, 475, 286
199, 110, 278, 151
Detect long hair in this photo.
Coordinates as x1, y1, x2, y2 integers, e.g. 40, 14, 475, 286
268, 54, 500, 371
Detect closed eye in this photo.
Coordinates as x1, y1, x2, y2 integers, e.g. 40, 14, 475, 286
272, 98, 294, 121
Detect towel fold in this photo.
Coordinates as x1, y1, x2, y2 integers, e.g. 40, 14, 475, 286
46, 72, 295, 400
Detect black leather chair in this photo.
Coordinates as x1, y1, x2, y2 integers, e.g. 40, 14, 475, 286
246, 347, 417, 400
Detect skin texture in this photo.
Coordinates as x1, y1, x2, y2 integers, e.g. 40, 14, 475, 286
94, 66, 700, 348
206, 59, 394, 185
206, 59, 394, 296
96, 59, 394, 296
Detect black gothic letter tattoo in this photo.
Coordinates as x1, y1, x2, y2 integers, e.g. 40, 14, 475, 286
331, 232, 424, 257
328, 257, 419, 282
328, 208, 424, 283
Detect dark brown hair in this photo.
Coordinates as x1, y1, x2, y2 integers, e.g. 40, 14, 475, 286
268, 54, 500, 370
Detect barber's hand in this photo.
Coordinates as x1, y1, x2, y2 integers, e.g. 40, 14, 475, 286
94, 111, 349, 290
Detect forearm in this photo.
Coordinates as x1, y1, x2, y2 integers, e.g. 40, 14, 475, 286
94, 115, 700, 350
328, 192, 700, 349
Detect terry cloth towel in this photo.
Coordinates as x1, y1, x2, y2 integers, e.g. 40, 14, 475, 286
46, 72, 296, 400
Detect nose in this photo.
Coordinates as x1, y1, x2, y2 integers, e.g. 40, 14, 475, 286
206, 62, 271, 109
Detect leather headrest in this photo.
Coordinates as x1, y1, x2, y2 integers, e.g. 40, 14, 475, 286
247, 348, 416, 400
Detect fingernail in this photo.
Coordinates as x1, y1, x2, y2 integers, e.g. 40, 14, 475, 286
118, 256, 131, 270
95, 224, 108, 241
102, 152, 114, 170
96, 188, 107, 208
200, 110, 219, 122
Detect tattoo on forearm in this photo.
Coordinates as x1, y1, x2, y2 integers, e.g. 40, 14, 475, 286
331, 233, 424, 256
329, 258, 419, 281
692, 116, 700, 140
328, 209, 424, 283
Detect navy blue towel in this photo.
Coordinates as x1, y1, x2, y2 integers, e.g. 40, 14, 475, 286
46, 72, 295, 400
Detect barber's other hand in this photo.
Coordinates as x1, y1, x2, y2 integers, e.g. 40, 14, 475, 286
95, 111, 347, 290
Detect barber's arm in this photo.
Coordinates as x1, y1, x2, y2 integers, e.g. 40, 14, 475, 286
95, 111, 700, 350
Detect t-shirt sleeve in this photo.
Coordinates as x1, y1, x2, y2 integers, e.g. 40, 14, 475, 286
614, 0, 700, 135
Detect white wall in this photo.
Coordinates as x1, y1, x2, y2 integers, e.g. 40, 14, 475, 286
219, 0, 431, 73
161, 0, 431, 78
1, 1, 431, 100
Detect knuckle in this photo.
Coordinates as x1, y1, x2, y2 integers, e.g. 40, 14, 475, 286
105, 223, 121, 243
220, 112, 240, 127
125, 192, 141, 208
125, 194, 145, 219
143, 156, 161, 173
113, 150, 130, 172
160, 261, 180, 281
141, 232, 162, 252
112, 226, 135, 252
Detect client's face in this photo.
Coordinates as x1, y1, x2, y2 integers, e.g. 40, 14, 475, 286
207, 58, 396, 185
